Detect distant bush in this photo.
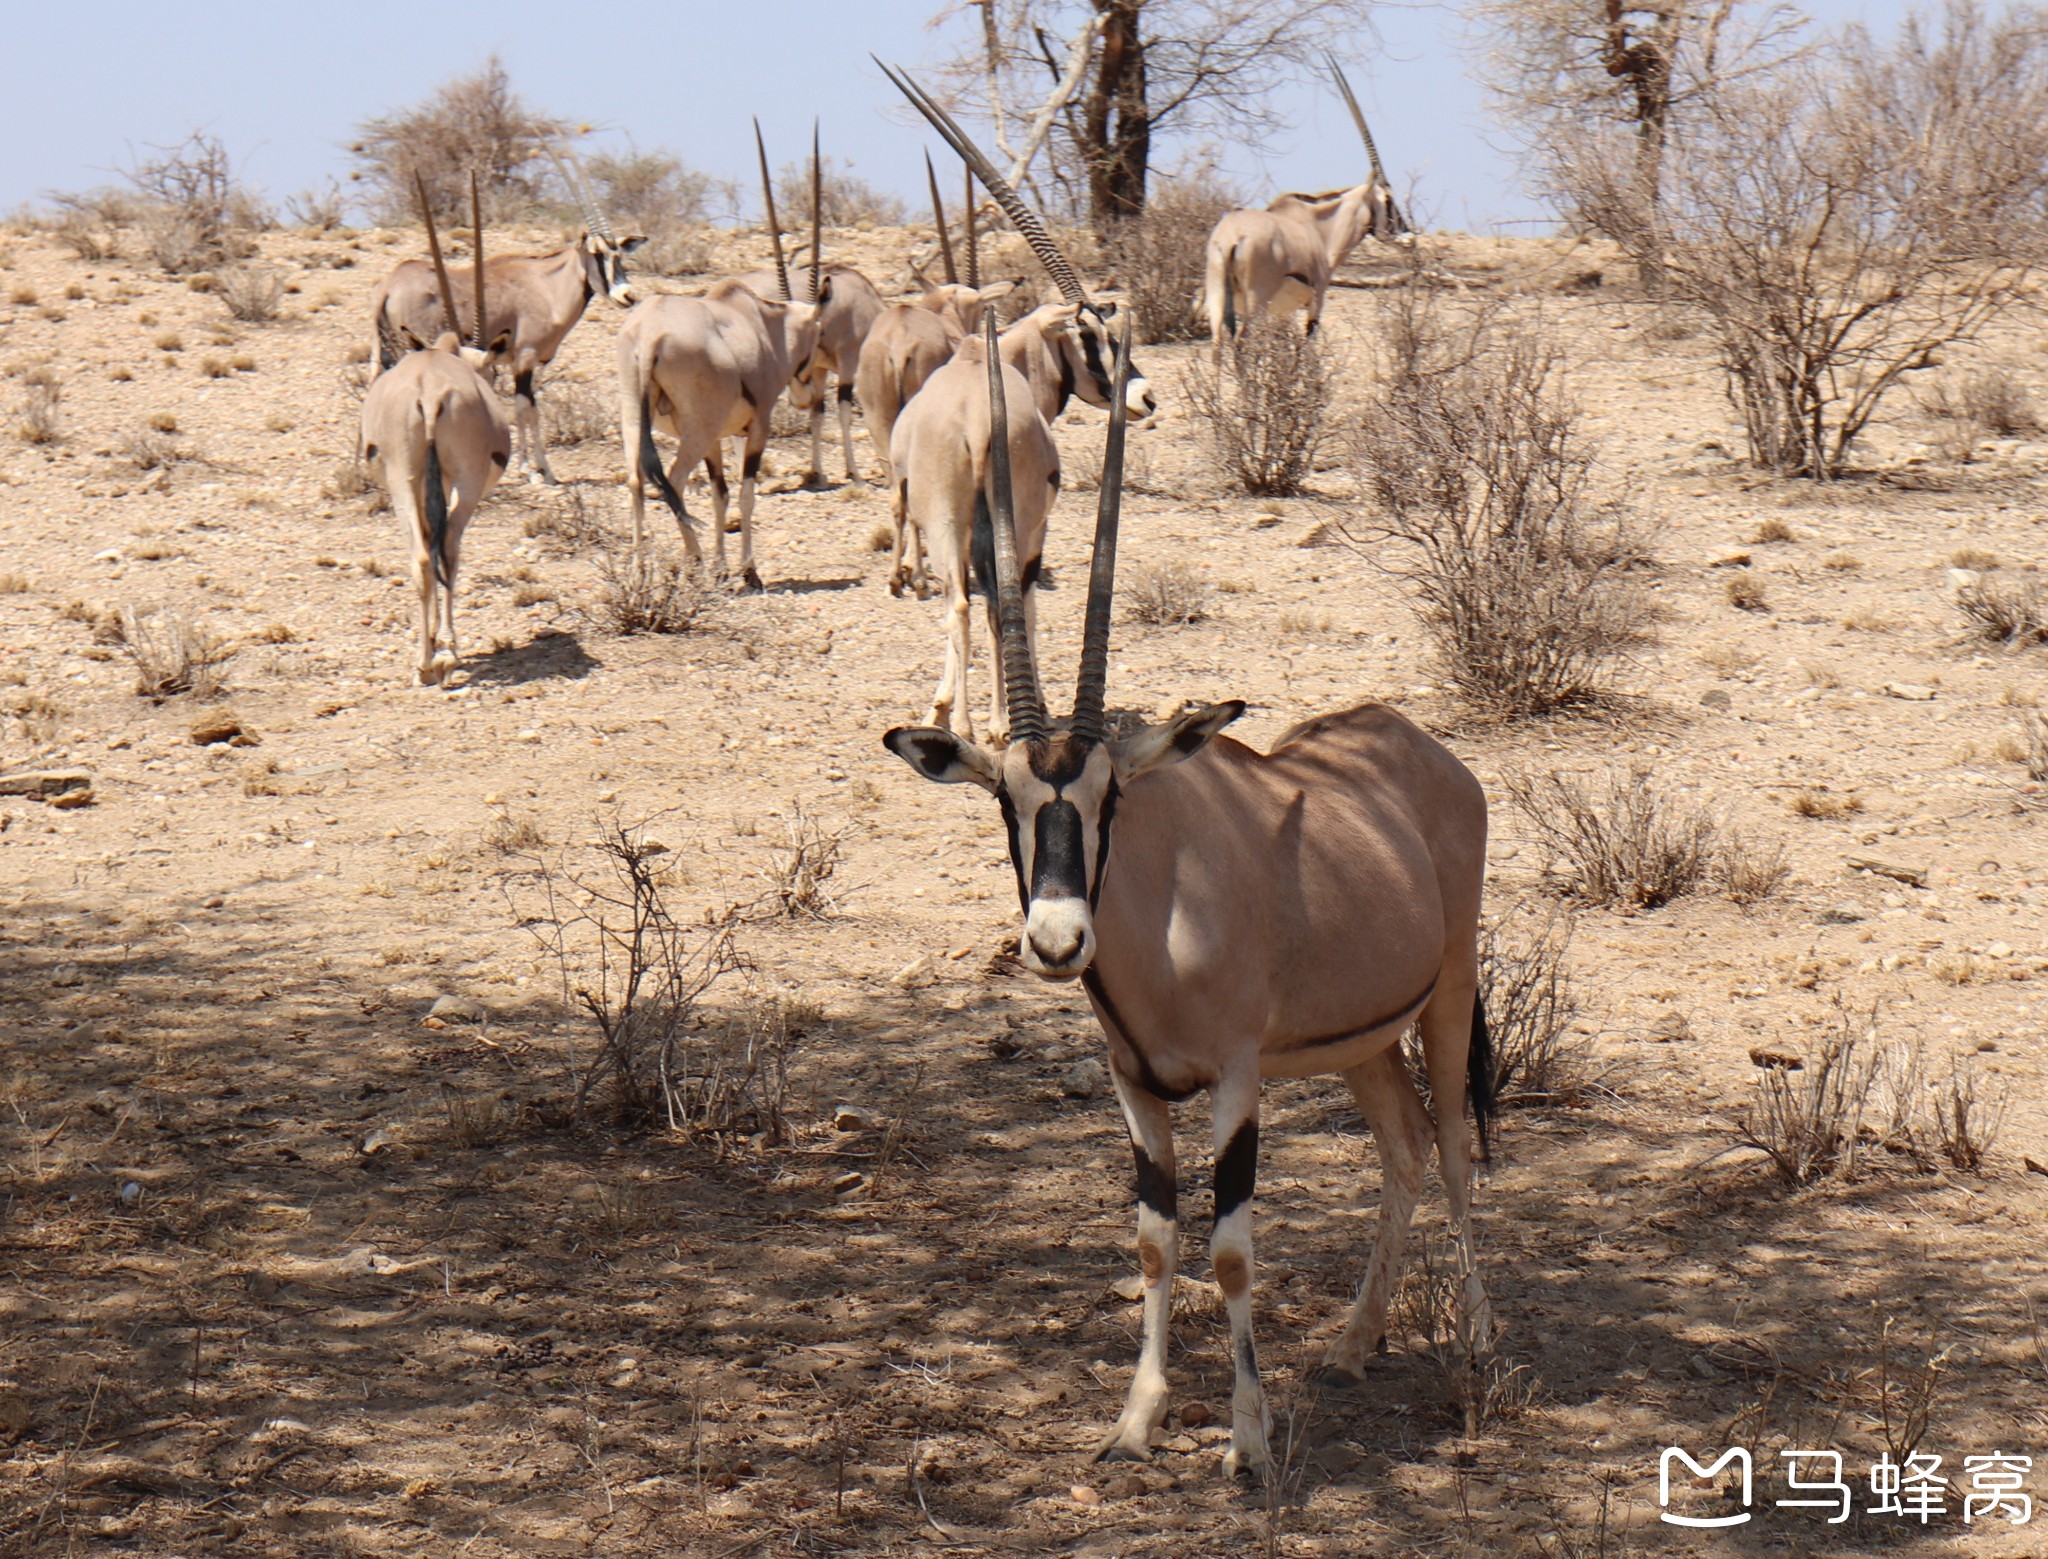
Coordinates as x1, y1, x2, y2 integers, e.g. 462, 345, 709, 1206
1106, 174, 1242, 344
352, 56, 567, 224
774, 156, 906, 229
1184, 315, 1333, 495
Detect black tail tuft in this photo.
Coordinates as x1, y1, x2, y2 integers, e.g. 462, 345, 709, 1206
1221, 243, 1239, 340
637, 391, 688, 521
423, 440, 452, 594
969, 486, 994, 607
1468, 989, 1496, 1163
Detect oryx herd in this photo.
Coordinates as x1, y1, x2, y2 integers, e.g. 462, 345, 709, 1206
360, 62, 1492, 1481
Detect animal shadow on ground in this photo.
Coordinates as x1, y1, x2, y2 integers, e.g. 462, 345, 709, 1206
462, 628, 600, 688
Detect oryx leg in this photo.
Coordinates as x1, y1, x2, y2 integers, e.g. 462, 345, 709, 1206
1095, 1063, 1178, 1463
736, 438, 766, 592
432, 500, 468, 685
927, 546, 972, 739
836, 381, 859, 483
1417, 962, 1492, 1354
1318, 1043, 1433, 1385
513, 369, 559, 486
807, 402, 826, 488
888, 480, 914, 597
1211, 1070, 1270, 1477
397, 482, 440, 687
703, 452, 732, 580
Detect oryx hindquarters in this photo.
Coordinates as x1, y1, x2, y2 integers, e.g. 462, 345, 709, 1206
882, 305, 1494, 1480
359, 349, 511, 685
738, 264, 885, 486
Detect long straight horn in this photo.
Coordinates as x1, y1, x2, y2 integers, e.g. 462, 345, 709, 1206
877, 59, 1081, 305
469, 168, 487, 352
414, 171, 460, 339
1070, 314, 1132, 743
547, 146, 610, 241
925, 150, 957, 285
963, 160, 979, 288
809, 119, 824, 304
980, 314, 1046, 743
753, 117, 791, 302
1325, 54, 1407, 236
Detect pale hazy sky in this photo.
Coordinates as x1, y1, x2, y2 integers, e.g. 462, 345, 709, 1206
1, 0, 1909, 235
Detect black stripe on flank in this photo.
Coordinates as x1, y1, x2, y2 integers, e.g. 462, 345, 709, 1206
1291, 976, 1438, 1051
1214, 1120, 1259, 1225
1134, 1146, 1176, 1221
1085, 969, 1198, 1104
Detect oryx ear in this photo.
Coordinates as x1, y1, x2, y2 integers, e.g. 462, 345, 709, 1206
816, 274, 834, 306
618, 234, 648, 253
977, 279, 1018, 302
1112, 701, 1246, 781
883, 726, 1000, 791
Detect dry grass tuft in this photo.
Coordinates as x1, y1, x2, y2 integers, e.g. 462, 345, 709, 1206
483, 810, 549, 855
114, 606, 236, 699
756, 802, 849, 921
1479, 905, 1588, 1108
1750, 516, 1796, 544
1122, 559, 1212, 626
1791, 787, 1864, 820
591, 542, 715, 636
123, 425, 185, 470
1956, 576, 2048, 645
1723, 571, 1769, 612
540, 376, 612, 445
14, 371, 60, 445
1949, 545, 2000, 571
1920, 365, 2040, 455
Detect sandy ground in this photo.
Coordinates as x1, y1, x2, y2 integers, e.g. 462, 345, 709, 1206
2, 218, 2047, 1557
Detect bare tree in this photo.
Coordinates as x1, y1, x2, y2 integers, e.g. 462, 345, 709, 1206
930, 0, 1376, 227
351, 56, 568, 223
1565, 0, 2048, 476
1467, 0, 1806, 284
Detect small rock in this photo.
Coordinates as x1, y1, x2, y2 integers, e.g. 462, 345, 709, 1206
202, 895, 225, 910
189, 713, 254, 746
50, 965, 85, 988
0, 768, 93, 799
1110, 1273, 1146, 1302
832, 1105, 877, 1132
830, 1171, 865, 1197
427, 994, 488, 1024
1707, 548, 1753, 568
1948, 567, 1982, 590
360, 1127, 394, 1156
1988, 942, 2014, 959
892, 955, 934, 989
1179, 1401, 1212, 1429
117, 1181, 141, 1205
1069, 1485, 1102, 1507
1699, 688, 1732, 712
47, 788, 96, 810
1061, 1057, 1110, 1098
1882, 682, 1936, 701
1646, 1013, 1692, 1043
482, 792, 504, 806
1816, 906, 1865, 925
1487, 843, 1518, 863
1104, 1473, 1145, 1500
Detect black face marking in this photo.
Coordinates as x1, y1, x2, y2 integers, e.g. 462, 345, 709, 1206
1030, 798, 1088, 903
1078, 327, 1112, 402
1089, 780, 1120, 908
1134, 1145, 1177, 1221
997, 789, 1027, 913
1054, 348, 1076, 414
1214, 1120, 1259, 1225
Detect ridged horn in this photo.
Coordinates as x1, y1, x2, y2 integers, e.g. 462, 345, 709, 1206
963, 160, 979, 288
1070, 313, 1132, 743
753, 118, 791, 302
809, 119, 824, 304
925, 150, 956, 285
413, 170, 461, 340
980, 313, 1046, 743
469, 168, 487, 353
877, 58, 1082, 306
547, 146, 612, 242
1325, 53, 1406, 233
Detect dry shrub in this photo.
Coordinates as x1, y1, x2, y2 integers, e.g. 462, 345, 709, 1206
522, 486, 609, 552
1956, 575, 2048, 644
1348, 297, 1655, 717
127, 132, 263, 273
1723, 570, 1769, 612
3, 688, 64, 746
1932, 1052, 2007, 1172
0, 572, 30, 594
776, 156, 906, 228
50, 206, 119, 262
1751, 517, 1796, 544
1920, 366, 2040, 452
1105, 174, 1241, 344
1389, 1231, 1530, 1436
483, 810, 549, 855
591, 542, 714, 635
1505, 766, 1782, 908
14, 372, 59, 445
520, 817, 745, 1125
115, 606, 236, 698
583, 147, 735, 231
217, 262, 284, 324
1479, 905, 1587, 1107
1122, 559, 1211, 625
1184, 315, 1333, 495
1791, 787, 1863, 820
673, 995, 817, 1144
637, 225, 716, 278
756, 802, 847, 921
123, 425, 185, 470
2017, 712, 2048, 780
351, 56, 567, 223
541, 376, 611, 444
1557, 4, 2048, 476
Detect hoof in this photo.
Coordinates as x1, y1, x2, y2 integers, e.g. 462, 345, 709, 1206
1091, 1433, 1153, 1465
741, 566, 764, 593
1222, 1447, 1273, 1481
1308, 1361, 1369, 1394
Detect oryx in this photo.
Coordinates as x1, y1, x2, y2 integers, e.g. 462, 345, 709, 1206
877, 64, 1154, 731
1202, 57, 1409, 347
881, 317, 1495, 1479
736, 124, 885, 486
360, 176, 511, 686
369, 150, 644, 483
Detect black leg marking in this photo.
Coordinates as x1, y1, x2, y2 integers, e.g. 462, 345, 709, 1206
1134, 1145, 1177, 1221
837, 381, 856, 405
514, 369, 537, 409
1214, 1120, 1259, 1225
1236, 1333, 1260, 1379
742, 449, 763, 481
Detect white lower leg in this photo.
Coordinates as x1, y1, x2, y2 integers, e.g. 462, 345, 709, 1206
1099, 1073, 1177, 1460
1211, 1083, 1269, 1476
